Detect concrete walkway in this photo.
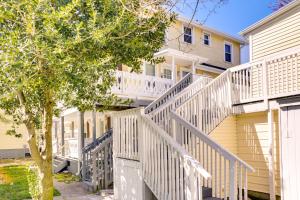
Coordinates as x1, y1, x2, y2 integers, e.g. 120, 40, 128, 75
54, 180, 113, 200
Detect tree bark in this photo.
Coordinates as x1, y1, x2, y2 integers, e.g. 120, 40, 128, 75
17, 90, 54, 200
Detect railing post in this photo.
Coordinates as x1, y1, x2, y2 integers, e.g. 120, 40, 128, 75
91, 150, 97, 191
262, 59, 269, 106
104, 144, 109, 188
229, 159, 237, 200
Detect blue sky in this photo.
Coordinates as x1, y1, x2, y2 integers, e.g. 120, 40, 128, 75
178, 0, 276, 62
180, 0, 274, 37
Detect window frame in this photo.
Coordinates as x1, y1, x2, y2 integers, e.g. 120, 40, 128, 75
183, 25, 193, 44
224, 41, 233, 63
160, 65, 172, 80
145, 63, 156, 76
203, 32, 211, 46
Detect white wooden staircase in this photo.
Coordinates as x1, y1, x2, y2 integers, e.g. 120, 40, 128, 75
113, 47, 300, 199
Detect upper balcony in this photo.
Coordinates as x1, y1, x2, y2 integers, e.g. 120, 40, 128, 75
111, 70, 173, 101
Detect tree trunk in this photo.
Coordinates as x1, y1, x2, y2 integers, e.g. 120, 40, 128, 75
17, 90, 55, 200
39, 159, 53, 200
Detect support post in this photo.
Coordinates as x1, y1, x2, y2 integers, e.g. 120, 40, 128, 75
192, 61, 196, 75
92, 111, 97, 142
229, 160, 236, 200
60, 116, 65, 156
78, 111, 85, 177
268, 109, 276, 200
172, 55, 176, 83
54, 121, 59, 154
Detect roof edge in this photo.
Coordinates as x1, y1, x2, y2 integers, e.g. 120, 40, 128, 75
177, 15, 246, 45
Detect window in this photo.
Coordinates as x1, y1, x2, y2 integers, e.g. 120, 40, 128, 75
161, 68, 172, 79
224, 43, 232, 62
203, 33, 211, 46
184, 26, 192, 44
145, 63, 155, 76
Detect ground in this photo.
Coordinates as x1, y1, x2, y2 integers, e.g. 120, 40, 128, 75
0, 159, 113, 200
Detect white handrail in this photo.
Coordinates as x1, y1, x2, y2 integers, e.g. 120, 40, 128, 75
150, 76, 212, 134
170, 111, 254, 199
176, 70, 232, 134
170, 111, 254, 172
113, 108, 211, 200
145, 72, 193, 114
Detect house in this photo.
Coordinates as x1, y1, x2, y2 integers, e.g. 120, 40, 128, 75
0, 113, 29, 159
111, 1, 300, 200
52, 16, 244, 182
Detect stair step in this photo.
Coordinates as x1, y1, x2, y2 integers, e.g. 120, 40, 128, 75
203, 198, 222, 200
202, 187, 212, 198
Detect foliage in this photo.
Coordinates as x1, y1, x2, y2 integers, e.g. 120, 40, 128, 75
0, 165, 60, 200
0, 1, 173, 198
54, 172, 80, 184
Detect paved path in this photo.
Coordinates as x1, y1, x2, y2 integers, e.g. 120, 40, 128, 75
54, 180, 113, 200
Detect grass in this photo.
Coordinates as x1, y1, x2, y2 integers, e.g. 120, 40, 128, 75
54, 172, 80, 184
0, 165, 60, 200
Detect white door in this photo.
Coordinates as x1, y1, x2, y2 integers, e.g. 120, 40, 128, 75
280, 105, 300, 200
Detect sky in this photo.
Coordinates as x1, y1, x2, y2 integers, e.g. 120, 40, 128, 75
178, 0, 276, 62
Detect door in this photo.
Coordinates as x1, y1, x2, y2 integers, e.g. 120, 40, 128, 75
280, 105, 300, 200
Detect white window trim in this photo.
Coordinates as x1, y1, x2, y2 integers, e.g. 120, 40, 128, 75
182, 24, 194, 44
224, 41, 233, 63
203, 32, 212, 46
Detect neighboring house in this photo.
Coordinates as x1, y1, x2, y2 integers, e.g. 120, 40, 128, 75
52, 16, 244, 176
0, 115, 29, 159
111, 1, 300, 200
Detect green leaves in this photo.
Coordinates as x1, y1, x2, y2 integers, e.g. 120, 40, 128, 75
0, 0, 173, 128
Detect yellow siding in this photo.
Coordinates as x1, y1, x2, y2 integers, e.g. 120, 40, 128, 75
236, 111, 281, 195
251, 4, 300, 60
0, 119, 28, 150
210, 116, 238, 154
165, 20, 241, 68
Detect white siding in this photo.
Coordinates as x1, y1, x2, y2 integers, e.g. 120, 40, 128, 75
251, 5, 300, 60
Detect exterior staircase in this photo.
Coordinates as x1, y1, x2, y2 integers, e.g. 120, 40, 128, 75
53, 156, 68, 173
82, 129, 113, 192
113, 71, 254, 199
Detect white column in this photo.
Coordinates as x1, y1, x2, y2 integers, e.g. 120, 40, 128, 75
60, 116, 65, 156
78, 111, 85, 176
142, 61, 146, 75
172, 56, 176, 83
92, 111, 96, 141
192, 61, 196, 74
268, 109, 276, 200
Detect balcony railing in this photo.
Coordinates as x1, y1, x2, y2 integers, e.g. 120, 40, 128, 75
230, 46, 300, 104
111, 70, 173, 100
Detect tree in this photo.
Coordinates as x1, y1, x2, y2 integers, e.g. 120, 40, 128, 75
270, 0, 294, 11
0, 0, 173, 199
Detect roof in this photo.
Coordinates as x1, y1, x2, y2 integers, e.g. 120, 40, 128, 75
240, 0, 300, 36
177, 15, 246, 45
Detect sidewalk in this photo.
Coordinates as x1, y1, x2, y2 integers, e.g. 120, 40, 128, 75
54, 180, 113, 200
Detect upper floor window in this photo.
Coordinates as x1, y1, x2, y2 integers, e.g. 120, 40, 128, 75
183, 26, 192, 44
203, 33, 211, 46
224, 43, 232, 63
145, 63, 155, 76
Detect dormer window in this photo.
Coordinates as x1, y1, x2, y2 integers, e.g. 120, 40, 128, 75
184, 26, 192, 44
203, 33, 211, 46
